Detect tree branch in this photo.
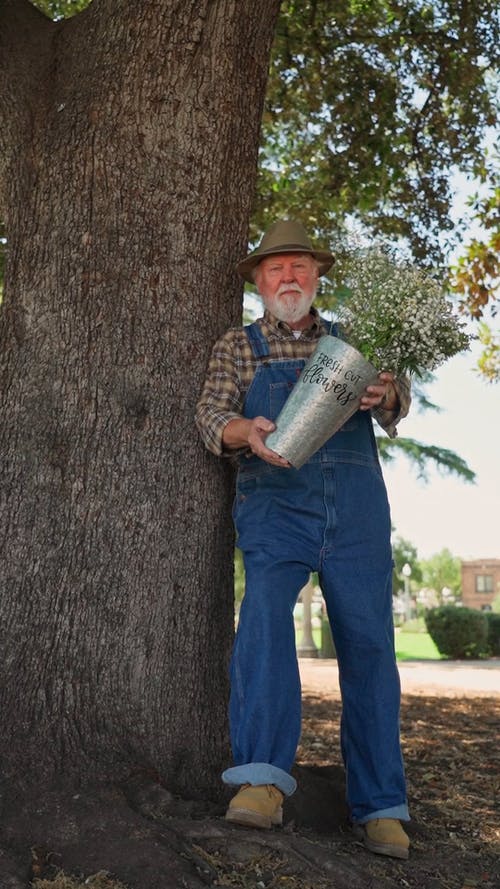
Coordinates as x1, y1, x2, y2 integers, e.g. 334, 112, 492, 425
377, 436, 476, 483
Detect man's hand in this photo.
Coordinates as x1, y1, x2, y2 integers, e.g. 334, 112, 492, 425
360, 372, 399, 412
222, 416, 291, 467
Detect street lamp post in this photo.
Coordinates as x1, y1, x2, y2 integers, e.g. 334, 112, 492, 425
402, 563, 412, 622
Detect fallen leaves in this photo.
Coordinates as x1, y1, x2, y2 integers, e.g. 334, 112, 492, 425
296, 692, 500, 888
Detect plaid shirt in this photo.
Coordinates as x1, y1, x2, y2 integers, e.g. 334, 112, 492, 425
196, 308, 411, 458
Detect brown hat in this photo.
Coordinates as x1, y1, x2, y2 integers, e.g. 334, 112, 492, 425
236, 220, 335, 283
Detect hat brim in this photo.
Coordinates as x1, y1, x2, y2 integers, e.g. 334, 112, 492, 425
237, 245, 335, 284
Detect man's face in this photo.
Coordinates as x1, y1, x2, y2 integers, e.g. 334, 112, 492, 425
254, 253, 319, 325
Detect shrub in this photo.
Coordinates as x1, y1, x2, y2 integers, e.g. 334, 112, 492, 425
485, 611, 500, 657
424, 605, 490, 659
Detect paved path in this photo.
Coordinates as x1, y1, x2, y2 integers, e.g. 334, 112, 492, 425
299, 657, 500, 698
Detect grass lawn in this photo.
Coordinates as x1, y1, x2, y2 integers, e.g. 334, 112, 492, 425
395, 629, 441, 660
299, 626, 441, 660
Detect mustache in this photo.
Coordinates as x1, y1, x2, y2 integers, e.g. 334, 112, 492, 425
275, 283, 305, 297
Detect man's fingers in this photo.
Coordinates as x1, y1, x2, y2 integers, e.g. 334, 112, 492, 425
247, 417, 290, 466
359, 382, 387, 410
253, 416, 276, 435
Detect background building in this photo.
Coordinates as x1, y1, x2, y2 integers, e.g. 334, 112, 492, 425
461, 559, 500, 611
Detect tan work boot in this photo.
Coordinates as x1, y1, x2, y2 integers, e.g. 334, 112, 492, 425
225, 783, 284, 829
355, 818, 410, 859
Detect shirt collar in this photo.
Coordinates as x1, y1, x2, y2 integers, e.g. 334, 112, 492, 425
262, 306, 324, 335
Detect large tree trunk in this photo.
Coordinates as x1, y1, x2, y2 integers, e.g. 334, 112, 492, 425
0, 0, 280, 797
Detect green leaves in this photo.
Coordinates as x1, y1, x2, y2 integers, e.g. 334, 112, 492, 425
255, 0, 500, 264
31, 0, 91, 19
452, 183, 500, 320
476, 322, 500, 382
451, 178, 500, 381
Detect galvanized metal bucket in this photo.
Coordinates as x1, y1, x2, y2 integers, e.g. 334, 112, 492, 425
266, 335, 379, 469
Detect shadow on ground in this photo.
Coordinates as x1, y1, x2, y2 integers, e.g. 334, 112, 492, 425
0, 694, 498, 889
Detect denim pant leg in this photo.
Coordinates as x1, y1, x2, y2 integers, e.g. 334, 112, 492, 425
319, 463, 409, 824
223, 554, 310, 797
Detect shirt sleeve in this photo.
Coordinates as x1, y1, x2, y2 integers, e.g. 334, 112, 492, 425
195, 331, 245, 457
372, 374, 411, 439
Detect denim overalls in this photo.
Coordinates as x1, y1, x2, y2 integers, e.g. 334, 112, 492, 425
222, 322, 409, 825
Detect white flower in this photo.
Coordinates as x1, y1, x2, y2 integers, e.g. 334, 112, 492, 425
332, 247, 470, 376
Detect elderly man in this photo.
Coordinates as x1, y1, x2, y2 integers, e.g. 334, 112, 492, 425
196, 220, 411, 859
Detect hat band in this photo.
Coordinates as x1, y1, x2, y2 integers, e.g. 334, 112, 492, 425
257, 243, 314, 255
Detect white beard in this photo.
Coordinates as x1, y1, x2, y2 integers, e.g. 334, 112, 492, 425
262, 284, 316, 325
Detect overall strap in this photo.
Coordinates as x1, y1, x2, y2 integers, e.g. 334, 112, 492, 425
244, 322, 270, 359
320, 317, 341, 338
244, 317, 341, 359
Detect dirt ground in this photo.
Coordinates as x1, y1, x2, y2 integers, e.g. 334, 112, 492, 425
0, 660, 498, 889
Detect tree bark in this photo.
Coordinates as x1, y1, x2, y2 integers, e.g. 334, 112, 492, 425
0, 0, 280, 796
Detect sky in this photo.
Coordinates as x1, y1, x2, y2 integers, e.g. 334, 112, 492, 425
385, 165, 499, 563
383, 341, 499, 562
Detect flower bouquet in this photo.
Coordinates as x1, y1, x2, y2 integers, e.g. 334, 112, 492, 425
266, 247, 470, 468
332, 246, 470, 377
